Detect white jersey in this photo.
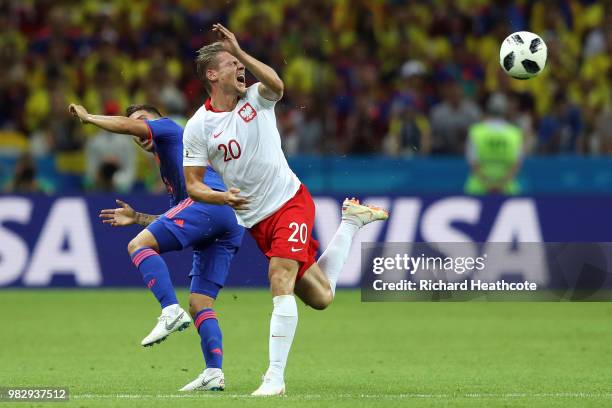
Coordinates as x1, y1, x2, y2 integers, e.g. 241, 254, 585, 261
183, 83, 301, 228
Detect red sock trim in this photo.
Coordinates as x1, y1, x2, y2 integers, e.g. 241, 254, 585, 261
194, 310, 217, 330
132, 248, 158, 267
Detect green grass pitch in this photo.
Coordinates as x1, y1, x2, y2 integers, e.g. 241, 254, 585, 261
2, 289, 612, 407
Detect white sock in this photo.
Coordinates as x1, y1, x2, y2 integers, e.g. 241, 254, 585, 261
267, 295, 298, 383
203, 367, 222, 376
317, 221, 360, 296
162, 303, 180, 316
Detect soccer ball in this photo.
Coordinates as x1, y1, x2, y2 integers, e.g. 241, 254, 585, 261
499, 31, 547, 80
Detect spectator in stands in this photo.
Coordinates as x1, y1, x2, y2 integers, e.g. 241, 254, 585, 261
277, 103, 300, 156
4, 152, 53, 193
84, 105, 135, 192
94, 160, 121, 192
536, 90, 583, 154
507, 92, 536, 154
33, 83, 82, 154
346, 94, 387, 154
296, 98, 324, 155
464, 93, 523, 195
383, 95, 431, 156
430, 79, 481, 154
0, 0, 611, 193
396, 60, 428, 114
591, 108, 612, 154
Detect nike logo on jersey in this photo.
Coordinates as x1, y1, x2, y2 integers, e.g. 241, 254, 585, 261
290, 247, 304, 252
213, 131, 223, 138
165, 311, 185, 331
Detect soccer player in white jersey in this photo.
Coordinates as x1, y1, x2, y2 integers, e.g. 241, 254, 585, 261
182, 23, 388, 396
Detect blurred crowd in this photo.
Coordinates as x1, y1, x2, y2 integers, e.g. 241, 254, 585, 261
1, 0, 611, 192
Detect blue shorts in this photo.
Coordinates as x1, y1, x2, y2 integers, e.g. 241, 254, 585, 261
147, 198, 244, 298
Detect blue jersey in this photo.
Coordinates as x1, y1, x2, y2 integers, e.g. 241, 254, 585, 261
145, 118, 226, 207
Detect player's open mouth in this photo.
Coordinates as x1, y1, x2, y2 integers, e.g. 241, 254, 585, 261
237, 74, 245, 85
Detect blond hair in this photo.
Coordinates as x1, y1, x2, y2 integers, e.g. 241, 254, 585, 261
196, 42, 225, 95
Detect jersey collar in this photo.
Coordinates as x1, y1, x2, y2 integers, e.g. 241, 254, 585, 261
205, 98, 230, 113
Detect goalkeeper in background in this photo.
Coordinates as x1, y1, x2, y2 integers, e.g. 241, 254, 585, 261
464, 93, 523, 195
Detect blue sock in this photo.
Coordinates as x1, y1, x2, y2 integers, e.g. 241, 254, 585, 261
131, 247, 178, 309
194, 308, 223, 369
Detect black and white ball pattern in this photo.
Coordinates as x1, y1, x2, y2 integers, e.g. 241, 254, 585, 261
499, 31, 547, 80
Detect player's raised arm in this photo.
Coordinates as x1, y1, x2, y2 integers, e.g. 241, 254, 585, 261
68, 103, 150, 140
212, 23, 284, 101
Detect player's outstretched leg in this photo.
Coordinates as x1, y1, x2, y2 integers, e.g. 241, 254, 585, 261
180, 292, 225, 391
320, 198, 389, 295
296, 198, 389, 309
128, 229, 191, 347
251, 257, 299, 396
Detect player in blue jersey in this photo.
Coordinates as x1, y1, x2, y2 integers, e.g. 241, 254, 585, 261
68, 103, 245, 391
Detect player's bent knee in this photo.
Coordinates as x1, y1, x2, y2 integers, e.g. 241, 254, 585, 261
309, 299, 328, 311
127, 237, 142, 255
308, 290, 333, 310
294, 264, 334, 310
189, 293, 215, 318
127, 230, 159, 255
127, 236, 149, 255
